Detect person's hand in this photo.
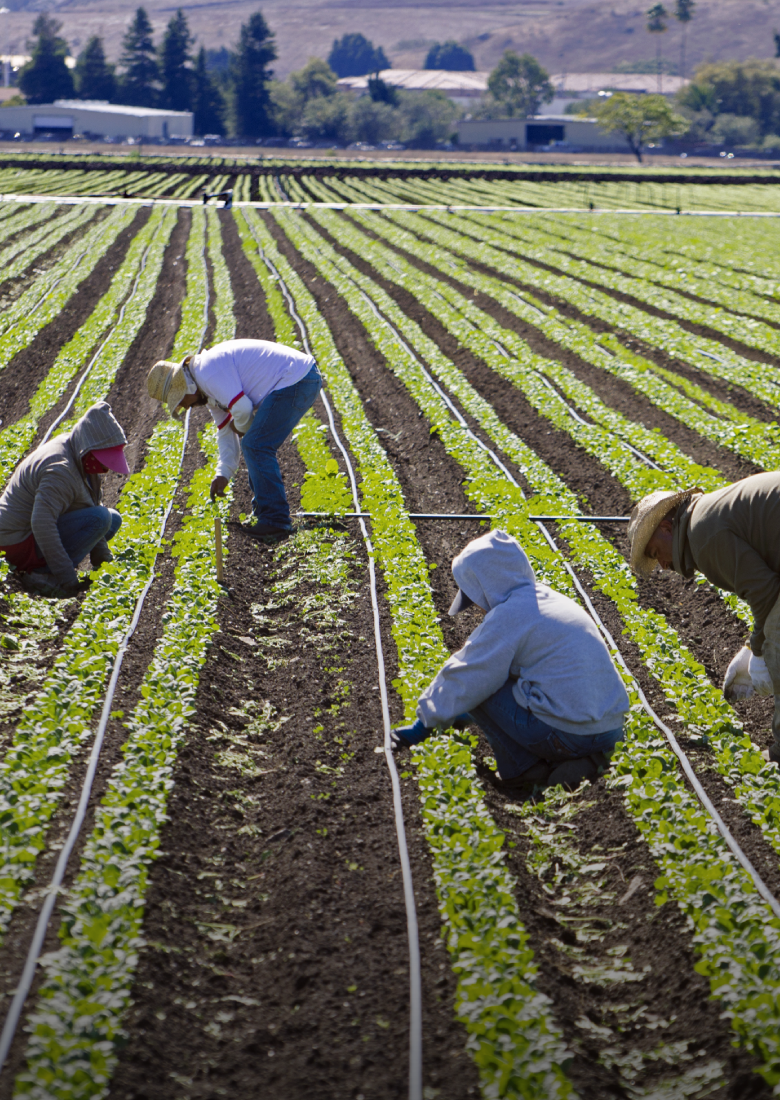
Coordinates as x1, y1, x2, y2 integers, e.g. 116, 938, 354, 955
749, 652, 775, 697
61, 577, 92, 598
229, 422, 244, 437
390, 718, 431, 750
723, 645, 753, 701
210, 476, 229, 501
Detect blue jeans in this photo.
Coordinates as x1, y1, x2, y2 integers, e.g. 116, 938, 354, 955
241, 364, 322, 530
35, 506, 122, 571
469, 680, 624, 781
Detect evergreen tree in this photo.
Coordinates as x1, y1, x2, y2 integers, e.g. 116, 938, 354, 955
231, 11, 276, 138
327, 33, 388, 78
18, 14, 74, 104
75, 36, 116, 101
159, 8, 193, 111
424, 40, 475, 71
192, 47, 225, 134
119, 7, 158, 107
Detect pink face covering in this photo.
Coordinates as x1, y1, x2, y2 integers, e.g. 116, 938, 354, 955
84, 445, 130, 475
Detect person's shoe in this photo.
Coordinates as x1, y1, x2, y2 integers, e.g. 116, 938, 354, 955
762, 743, 780, 765
232, 521, 291, 544
20, 572, 66, 598
476, 759, 553, 793
548, 753, 610, 791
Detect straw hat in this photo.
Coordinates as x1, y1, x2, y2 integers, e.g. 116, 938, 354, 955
627, 487, 702, 575
147, 359, 195, 417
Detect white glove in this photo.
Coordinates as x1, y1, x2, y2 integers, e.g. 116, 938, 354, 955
749, 652, 775, 697
723, 646, 753, 701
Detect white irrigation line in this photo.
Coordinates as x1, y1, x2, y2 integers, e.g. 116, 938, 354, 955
3, 192, 780, 217
246, 224, 423, 1100
40, 221, 159, 445
303, 224, 780, 922
0, 410, 192, 1075
0, 233, 212, 1076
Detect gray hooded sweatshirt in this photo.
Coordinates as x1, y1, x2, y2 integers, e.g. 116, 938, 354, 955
417, 530, 629, 736
0, 402, 126, 588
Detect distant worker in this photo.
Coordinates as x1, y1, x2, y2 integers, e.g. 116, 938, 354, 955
391, 530, 630, 792
0, 402, 127, 598
628, 474, 780, 762
147, 339, 322, 542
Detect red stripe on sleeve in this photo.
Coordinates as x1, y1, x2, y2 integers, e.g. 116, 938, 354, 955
228, 391, 245, 409
217, 413, 232, 430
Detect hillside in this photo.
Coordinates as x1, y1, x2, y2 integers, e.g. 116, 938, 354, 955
0, 0, 775, 82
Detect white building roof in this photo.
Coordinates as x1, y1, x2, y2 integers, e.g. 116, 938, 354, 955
549, 73, 689, 95
53, 99, 192, 119
338, 70, 489, 94
338, 70, 689, 98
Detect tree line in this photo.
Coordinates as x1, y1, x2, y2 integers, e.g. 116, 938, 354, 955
17, 7, 274, 137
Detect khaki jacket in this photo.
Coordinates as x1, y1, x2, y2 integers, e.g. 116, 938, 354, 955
0, 402, 126, 587
673, 472, 780, 655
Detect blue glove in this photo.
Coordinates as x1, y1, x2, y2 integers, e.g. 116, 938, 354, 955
390, 718, 431, 750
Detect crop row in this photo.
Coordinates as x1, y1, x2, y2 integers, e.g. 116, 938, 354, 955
274, 206, 780, 1086
357, 209, 776, 487
0, 206, 172, 487
0, 204, 137, 383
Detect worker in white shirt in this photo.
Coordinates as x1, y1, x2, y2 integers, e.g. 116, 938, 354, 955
148, 340, 322, 540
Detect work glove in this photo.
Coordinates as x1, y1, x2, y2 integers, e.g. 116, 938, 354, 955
61, 577, 92, 598
723, 645, 753, 702
390, 719, 431, 750
749, 652, 775, 697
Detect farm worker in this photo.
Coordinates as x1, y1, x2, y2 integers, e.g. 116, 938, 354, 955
627, 474, 780, 761
0, 401, 127, 598
391, 530, 630, 792
147, 339, 322, 541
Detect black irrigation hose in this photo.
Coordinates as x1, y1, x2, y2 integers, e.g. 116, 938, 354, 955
297, 511, 630, 522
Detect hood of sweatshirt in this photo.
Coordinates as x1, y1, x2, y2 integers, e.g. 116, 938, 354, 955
68, 402, 127, 461
451, 529, 535, 611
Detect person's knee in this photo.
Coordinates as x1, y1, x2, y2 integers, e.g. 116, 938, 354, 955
106, 509, 122, 540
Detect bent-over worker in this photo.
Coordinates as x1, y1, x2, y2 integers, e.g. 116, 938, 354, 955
627, 473, 780, 761
147, 339, 322, 541
0, 401, 127, 598
391, 530, 630, 792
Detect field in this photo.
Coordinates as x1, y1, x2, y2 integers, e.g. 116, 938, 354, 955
2, 158, 780, 1100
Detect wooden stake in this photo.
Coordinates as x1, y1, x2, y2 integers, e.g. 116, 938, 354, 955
215, 515, 224, 583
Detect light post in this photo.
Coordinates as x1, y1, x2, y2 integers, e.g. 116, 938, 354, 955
0, 9, 10, 89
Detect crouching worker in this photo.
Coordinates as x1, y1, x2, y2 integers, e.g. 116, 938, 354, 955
627, 473, 780, 762
391, 530, 630, 792
0, 401, 127, 598
147, 339, 322, 542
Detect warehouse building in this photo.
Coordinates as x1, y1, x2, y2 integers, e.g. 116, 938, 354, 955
0, 100, 193, 142
457, 115, 631, 153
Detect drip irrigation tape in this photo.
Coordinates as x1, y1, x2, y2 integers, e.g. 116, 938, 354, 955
299, 225, 780, 924
246, 223, 423, 1100
533, 519, 780, 923
40, 225, 159, 446
0, 230, 213, 1076
0, 411, 192, 1075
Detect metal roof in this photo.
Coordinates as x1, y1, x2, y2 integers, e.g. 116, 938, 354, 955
53, 100, 192, 118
